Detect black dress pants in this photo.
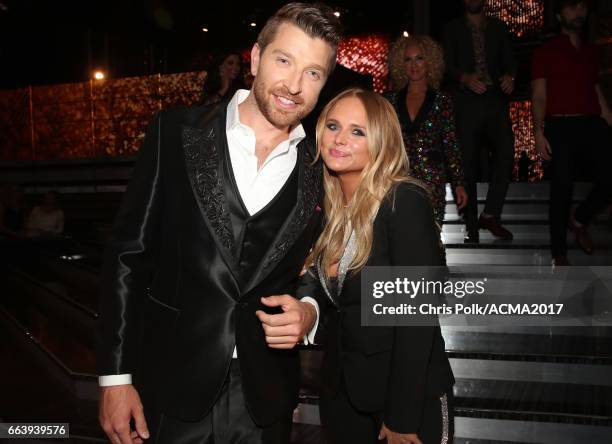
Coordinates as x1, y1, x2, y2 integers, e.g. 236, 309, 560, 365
319, 383, 454, 444
454, 90, 515, 228
146, 360, 293, 444
545, 116, 612, 258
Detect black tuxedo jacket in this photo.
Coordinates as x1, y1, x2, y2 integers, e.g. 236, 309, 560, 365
96, 101, 323, 424
298, 183, 455, 434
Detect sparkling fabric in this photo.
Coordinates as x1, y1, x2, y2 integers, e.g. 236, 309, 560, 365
385, 89, 465, 223
468, 18, 493, 85
440, 393, 449, 444
318, 229, 356, 304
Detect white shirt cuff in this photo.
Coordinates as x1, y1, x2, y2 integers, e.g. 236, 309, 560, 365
99, 374, 132, 386
300, 296, 319, 345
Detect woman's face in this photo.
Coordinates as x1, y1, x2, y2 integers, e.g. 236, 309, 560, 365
320, 96, 370, 177
404, 43, 427, 84
220, 54, 241, 80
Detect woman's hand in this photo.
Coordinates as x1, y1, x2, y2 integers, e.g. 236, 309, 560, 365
454, 185, 468, 210
378, 423, 422, 444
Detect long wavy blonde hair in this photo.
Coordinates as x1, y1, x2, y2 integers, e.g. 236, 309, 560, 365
309, 88, 418, 279
387, 35, 445, 91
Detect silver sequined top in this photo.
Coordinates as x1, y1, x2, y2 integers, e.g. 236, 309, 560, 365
317, 229, 357, 305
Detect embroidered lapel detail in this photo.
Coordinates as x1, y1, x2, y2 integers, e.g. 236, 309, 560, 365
182, 123, 237, 267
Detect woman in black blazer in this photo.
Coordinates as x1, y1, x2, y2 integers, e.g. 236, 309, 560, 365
299, 88, 454, 444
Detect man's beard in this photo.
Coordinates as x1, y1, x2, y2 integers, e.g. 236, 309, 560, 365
560, 15, 586, 31
465, 0, 484, 14
252, 78, 312, 129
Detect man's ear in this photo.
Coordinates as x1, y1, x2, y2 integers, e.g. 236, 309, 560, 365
251, 43, 261, 77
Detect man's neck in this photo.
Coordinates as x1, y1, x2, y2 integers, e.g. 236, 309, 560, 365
561, 28, 582, 48
238, 91, 297, 170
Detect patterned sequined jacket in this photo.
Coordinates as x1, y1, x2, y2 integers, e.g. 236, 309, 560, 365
385, 87, 465, 222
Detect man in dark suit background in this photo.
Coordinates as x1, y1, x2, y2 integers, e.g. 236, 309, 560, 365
443, 0, 517, 243
96, 3, 341, 443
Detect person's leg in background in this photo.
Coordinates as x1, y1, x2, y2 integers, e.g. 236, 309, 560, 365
454, 93, 484, 243
479, 94, 515, 240
545, 118, 577, 265
572, 117, 612, 254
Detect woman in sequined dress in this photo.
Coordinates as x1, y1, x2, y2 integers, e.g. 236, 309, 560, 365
298, 88, 454, 444
386, 36, 467, 225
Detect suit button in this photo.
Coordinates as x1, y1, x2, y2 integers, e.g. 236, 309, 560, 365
239, 302, 248, 309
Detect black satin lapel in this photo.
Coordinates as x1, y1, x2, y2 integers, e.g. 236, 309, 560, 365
396, 87, 435, 136
182, 122, 239, 275
410, 88, 436, 134
244, 142, 322, 293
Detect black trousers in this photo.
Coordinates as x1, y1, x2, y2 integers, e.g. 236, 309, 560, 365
545, 116, 612, 257
319, 385, 454, 444
454, 91, 515, 226
146, 360, 293, 444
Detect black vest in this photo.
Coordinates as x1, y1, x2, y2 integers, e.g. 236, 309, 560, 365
220, 140, 299, 287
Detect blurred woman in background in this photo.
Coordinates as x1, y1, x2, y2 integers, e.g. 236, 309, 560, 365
386, 35, 467, 226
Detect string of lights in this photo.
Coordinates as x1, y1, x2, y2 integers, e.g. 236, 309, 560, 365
0, 1, 550, 180
337, 34, 391, 93
485, 0, 545, 37
510, 100, 543, 181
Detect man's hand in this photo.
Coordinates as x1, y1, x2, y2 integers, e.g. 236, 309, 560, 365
454, 185, 468, 210
256, 295, 316, 349
379, 423, 422, 444
461, 73, 487, 94
535, 130, 552, 160
99, 385, 149, 444
500, 74, 515, 95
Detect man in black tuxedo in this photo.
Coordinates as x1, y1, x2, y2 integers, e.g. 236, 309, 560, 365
96, 3, 341, 443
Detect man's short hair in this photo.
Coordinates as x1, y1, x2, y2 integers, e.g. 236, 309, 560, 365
257, 2, 342, 73
555, 0, 589, 13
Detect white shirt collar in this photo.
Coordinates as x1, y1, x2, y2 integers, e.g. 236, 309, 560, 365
226, 89, 306, 148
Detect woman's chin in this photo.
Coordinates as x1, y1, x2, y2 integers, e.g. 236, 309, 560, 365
323, 159, 348, 174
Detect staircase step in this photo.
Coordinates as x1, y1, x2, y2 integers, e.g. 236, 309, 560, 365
442, 329, 612, 361
445, 182, 605, 201
454, 379, 611, 421
449, 358, 612, 386
446, 248, 612, 265
292, 403, 612, 443
443, 204, 611, 222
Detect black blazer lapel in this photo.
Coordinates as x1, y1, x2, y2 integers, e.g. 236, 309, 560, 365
182, 111, 240, 283
244, 139, 322, 294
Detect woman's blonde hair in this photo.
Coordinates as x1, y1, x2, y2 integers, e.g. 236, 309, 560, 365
387, 35, 445, 90
310, 88, 418, 279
